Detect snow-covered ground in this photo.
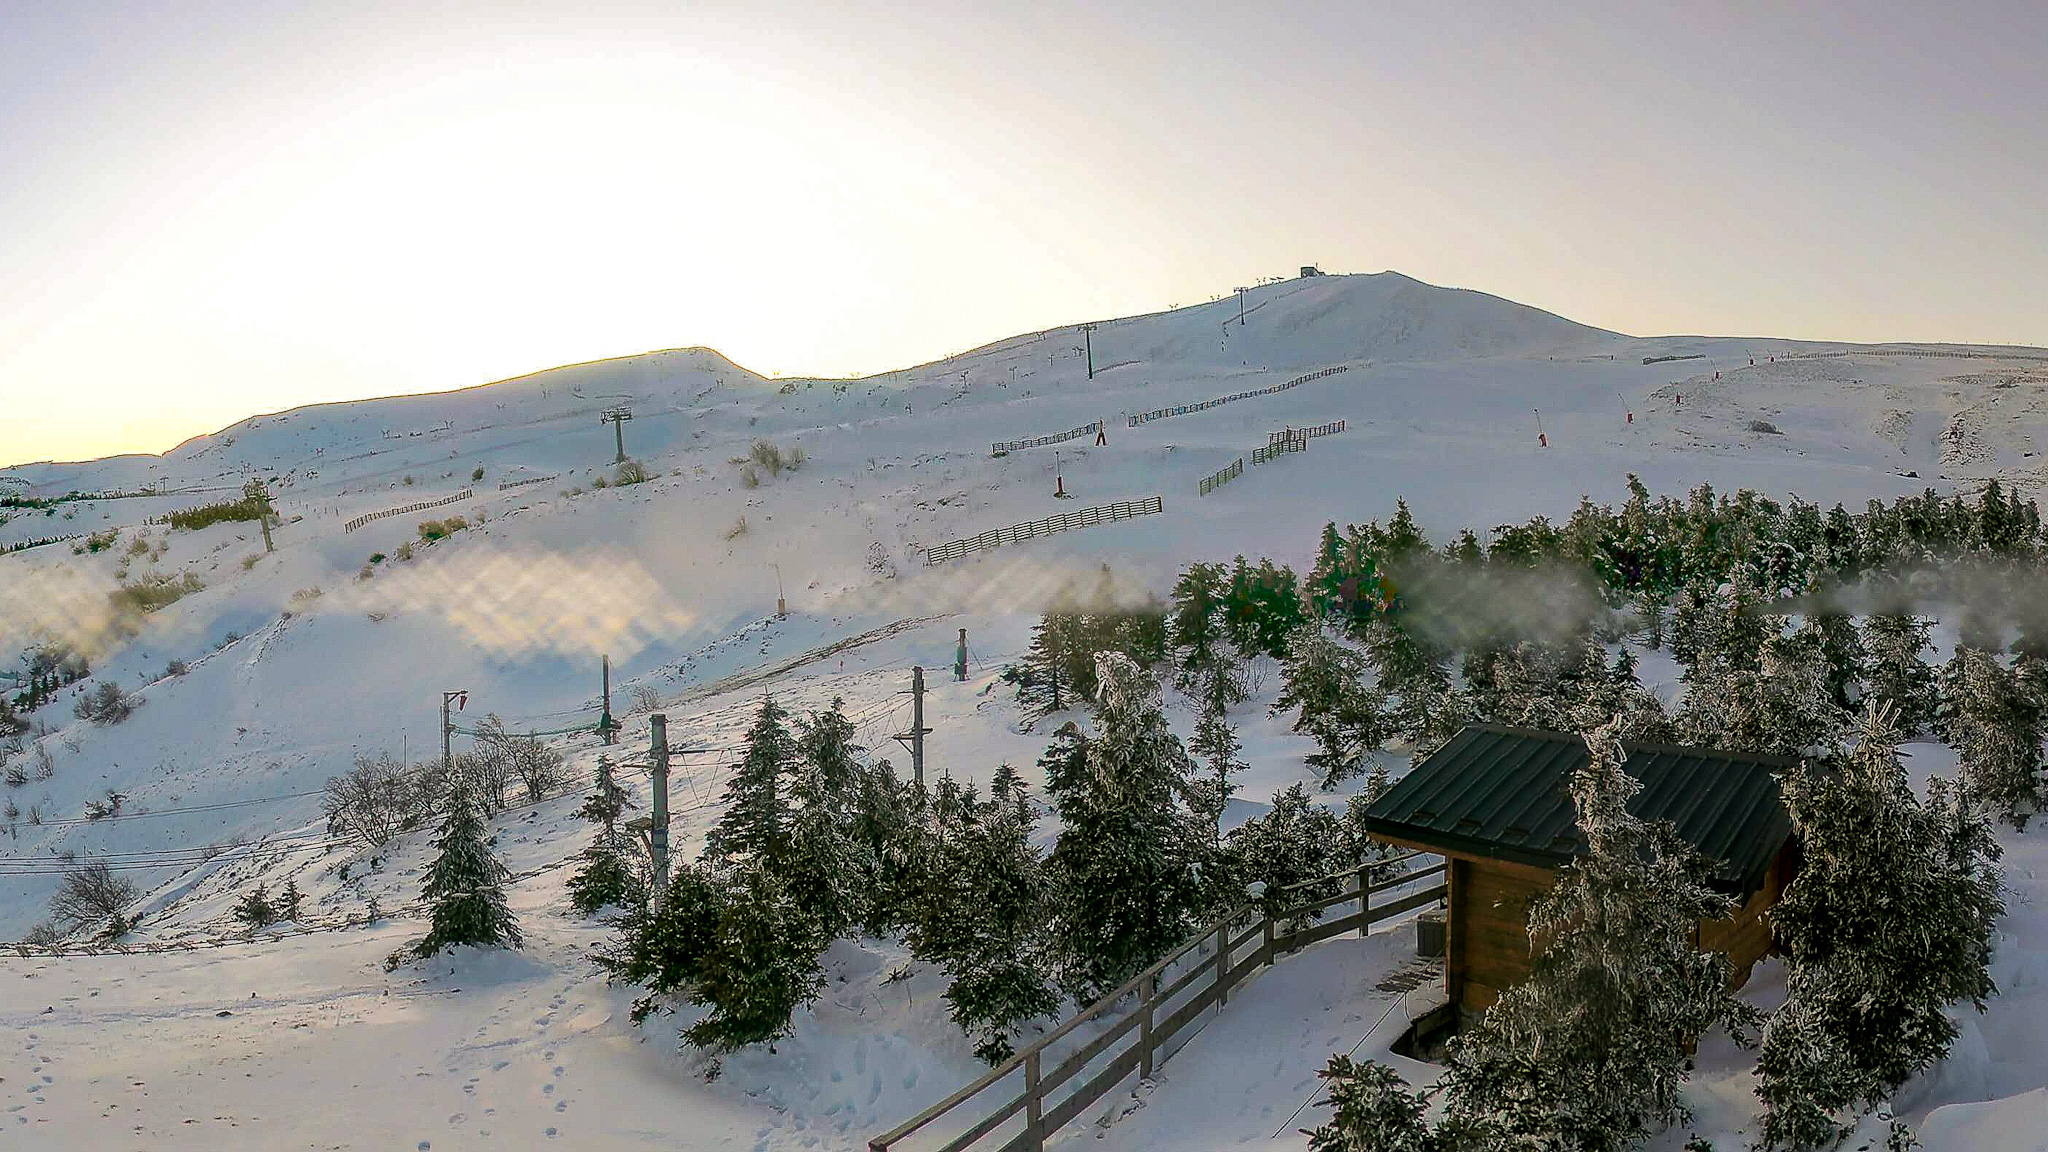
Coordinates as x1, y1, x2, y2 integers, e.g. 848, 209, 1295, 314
5, 269, 2048, 1149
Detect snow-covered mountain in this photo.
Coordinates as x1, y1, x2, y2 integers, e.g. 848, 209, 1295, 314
4, 268, 2047, 1151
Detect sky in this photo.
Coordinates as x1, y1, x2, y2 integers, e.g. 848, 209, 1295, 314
3, 0, 2045, 468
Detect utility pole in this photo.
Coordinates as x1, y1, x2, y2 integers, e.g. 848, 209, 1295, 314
955, 628, 968, 683
600, 407, 633, 464
771, 563, 787, 619
600, 654, 616, 745
649, 714, 670, 900
891, 667, 932, 788
1080, 323, 1097, 380
1234, 286, 1249, 326
440, 689, 468, 775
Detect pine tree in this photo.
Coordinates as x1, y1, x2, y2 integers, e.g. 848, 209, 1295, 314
1224, 784, 1343, 928
1275, 621, 1389, 788
415, 782, 521, 956
234, 882, 277, 928
1864, 611, 1936, 736
568, 756, 644, 916
703, 697, 796, 868
1170, 561, 1245, 710
1044, 654, 1206, 1001
780, 743, 866, 940
1186, 701, 1244, 845
1756, 705, 2004, 1149
279, 877, 302, 921
597, 861, 825, 1075
903, 765, 1060, 1064
1945, 647, 2047, 827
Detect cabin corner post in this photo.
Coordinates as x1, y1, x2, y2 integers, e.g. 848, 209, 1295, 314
1357, 865, 1371, 938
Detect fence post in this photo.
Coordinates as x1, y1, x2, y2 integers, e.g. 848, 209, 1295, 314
1263, 913, 1276, 963
1139, 974, 1157, 1079
1025, 1049, 1044, 1151
1358, 866, 1371, 937
1216, 922, 1231, 1006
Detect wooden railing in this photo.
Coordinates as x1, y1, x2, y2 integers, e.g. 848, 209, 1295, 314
920, 497, 1164, 565
868, 852, 1448, 1152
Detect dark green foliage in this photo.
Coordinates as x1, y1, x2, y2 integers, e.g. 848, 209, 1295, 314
166, 494, 268, 531
1006, 573, 1169, 714
597, 862, 826, 1074
1274, 622, 1388, 788
1864, 611, 1936, 735
901, 765, 1058, 1064
1044, 656, 1206, 1001
279, 877, 302, 920
234, 883, 278, 928
1943, 647, 2046, 826
568, 757, 644, 916
1186, 702, 1244, 842
1170, 561, 1246, 709
1303, 1055, 1434, 1152
415, 784, 521, 956
1756, 707, 2003, 1149
702, 697, 796, 868
1222, 784, 1344, 927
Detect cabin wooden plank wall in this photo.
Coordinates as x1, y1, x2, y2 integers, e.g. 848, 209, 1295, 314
1449, 858, 1552, 1010
1694, 849, 1790, 987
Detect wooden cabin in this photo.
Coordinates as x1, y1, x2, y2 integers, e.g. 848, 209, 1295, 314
1363, 725, 1797, 1015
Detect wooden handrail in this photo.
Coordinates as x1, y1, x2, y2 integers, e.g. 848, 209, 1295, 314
870, 849, 1448, 1152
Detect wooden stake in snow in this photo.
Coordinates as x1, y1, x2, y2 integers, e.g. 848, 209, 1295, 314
1534, 408, 1548, 448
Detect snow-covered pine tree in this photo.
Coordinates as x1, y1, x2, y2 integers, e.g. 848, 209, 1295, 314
1863, 610, 1936, 736
1274, 621, 1390, 788
903, 764, 1059, 1064
702, 696, 796, 869
1810, 610, 1866, 710
234, 882, 277, 928
1171, 561, 1246, 711
1363, 614, 1453, 746
1946, 647, 2046, 827
780, 735, 866, 940
279, 877, 302, 920
1186, 700, 1244, 845
415, 780, 521, 956
1756, 704, 2004, 1150
1045, 653, 1206, 1001
597, 861, 825, 1076
1436, 717, 1761, 1149
848, 757, 920, 935
1224, 783, 1343, 928
568, 756, 644, 916
1246, 558, 1305, 661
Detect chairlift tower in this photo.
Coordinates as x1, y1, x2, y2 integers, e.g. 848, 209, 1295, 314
601, 407, 633, 464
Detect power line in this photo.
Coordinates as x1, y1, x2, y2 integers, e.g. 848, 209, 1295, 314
19, 788, 328, 829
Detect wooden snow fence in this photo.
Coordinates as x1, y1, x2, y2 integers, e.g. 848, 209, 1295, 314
1126, 364, 1349, 428
1197, 458, 1243, 497
867, 852, 1449, 1152
497, 473, 557, 491
920, 497, 1163, 566
343, 489, 471, 533
993, 421, 1104, 455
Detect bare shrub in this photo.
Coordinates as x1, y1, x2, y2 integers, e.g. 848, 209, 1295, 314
614, 460, 650, 486
785, 444, 806, 471
322, 754, 421, 848
1748, 419, 1782, 434
739, 464, 760, 489
629, 685, 662, 714
750, 439, 786, 476
162, 659, 189, 678
22, 921, 62, 948
470, 716, 562, 804
49, 861, 138, 929
725, 516, 749, 540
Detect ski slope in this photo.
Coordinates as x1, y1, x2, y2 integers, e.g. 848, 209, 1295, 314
5, 268, 2048, 1150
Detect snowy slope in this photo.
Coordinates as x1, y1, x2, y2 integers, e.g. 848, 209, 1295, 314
6, 267, 2048, 1150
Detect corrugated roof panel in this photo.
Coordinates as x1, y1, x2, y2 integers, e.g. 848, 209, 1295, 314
1364, 725, 1795, 897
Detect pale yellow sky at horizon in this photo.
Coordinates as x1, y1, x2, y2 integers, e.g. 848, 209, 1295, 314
5, 1, 2044, 468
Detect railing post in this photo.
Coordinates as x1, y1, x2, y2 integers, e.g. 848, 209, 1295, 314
1358, 866, 1371, 937
1263, 912, 1276, 962
1139, 975, 1157, 1079
1216, 922, 1230, 1006
1024, 1049, 1043, 1151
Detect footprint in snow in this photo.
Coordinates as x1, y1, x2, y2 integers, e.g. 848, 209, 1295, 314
545, 1128, 558, 1139
492, 1061, 510, 1073
554, 1100, 567, 1113
552, 1066, 564, 1078
542, 1084, 554, 1095
448, 1114, 466, 1125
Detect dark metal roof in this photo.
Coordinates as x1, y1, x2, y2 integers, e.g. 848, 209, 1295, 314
1363, 725, 1795, 897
